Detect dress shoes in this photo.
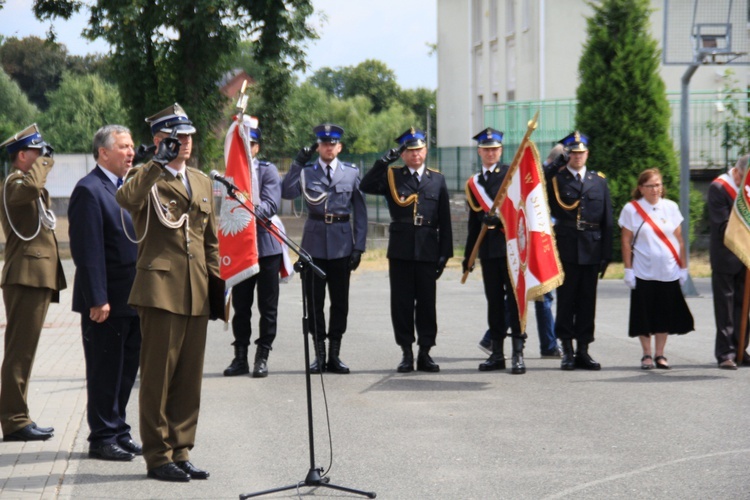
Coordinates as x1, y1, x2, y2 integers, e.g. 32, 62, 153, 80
574, 352, 601, 370
31, 422, 54, 434
118, 438, 143, 455
560, 340, 575, 371
416, 349, 440, 372
89, 443, 135, 461
397, 348, 414, 373
176, 460, 210, 479
147, 462, 190, 482
4, 423, 53, 442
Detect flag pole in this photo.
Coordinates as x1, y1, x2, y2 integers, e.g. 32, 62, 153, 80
461, 110, 540, 284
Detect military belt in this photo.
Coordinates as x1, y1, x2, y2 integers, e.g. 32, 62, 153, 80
309, 213, 350, 224
558, 220, 600, 231
392, 216, 437, 228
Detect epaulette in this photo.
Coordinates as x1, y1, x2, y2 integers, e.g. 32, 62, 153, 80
596, 171, 606, 179
427, 167, 441, 173
258, 160, 270, 167
341, 161, 359, 170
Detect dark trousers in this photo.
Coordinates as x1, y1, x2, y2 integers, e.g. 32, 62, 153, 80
482, 257, 522, 341
81, 314, 141, 445
555, 261, 599, 344
388, 259, 438, 348
712, 269, 750, 362
231, 254, 282, 349
303, 257, 350, 341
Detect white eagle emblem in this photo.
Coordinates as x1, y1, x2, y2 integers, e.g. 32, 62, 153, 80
218, 180, 253, 237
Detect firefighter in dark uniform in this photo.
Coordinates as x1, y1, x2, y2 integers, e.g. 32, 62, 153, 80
0, 125, 65, 442
361, 128, 453, 373
544, 131, 613, 370
281, 123, 367, 374
463, 128, 525, 374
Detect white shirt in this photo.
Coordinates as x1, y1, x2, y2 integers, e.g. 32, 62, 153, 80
567, 165, 587, 181
96, 164, 120, 188
618, 197, 684, 282
409, 164, 426, 181
317, 157, 339, 176
482, 163, 496, 179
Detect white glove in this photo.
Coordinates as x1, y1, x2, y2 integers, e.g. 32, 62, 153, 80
624, 268, 636, 290
679, 268, 689, 286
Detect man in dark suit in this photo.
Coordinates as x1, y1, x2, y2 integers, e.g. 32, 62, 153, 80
361, 128, 453, 373
68, 125, 141, 461
708, 154, 750, 369
0, 124, 65, 442
545, 132, 612, 370
223, 119, 284, 378
463, 128, 525, 374
116, 104, 220, 482
281, 124, 367, 374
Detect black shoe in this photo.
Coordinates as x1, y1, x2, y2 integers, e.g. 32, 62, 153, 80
397, 348, 414, 373
223, 345, 250, 376
176, 460, 210, 479
511, 338, 526, 374
479, 340, 505, 371
416, 349, 440, 372
252, 345, 269, 378
31, 422, 54, 434
574, 352, 602, 370
89, 443, 135, 461
310, 338, 327, 374
560, 340, 575, 371
118, 438, 143, 455
326, 339, 350, 374
147, 462, 190, 482
4, 424, 53, 442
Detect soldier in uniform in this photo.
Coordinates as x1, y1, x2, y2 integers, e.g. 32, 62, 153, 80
223, 119, 284, 378
116, 104, 219, 482
360, 128, 453, 373
281, 124, 367, 374
463, 128, 526, 374
0, 124, 65, 442
544, 131, 613, 371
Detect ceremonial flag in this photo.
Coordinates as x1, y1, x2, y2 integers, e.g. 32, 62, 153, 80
725, 167, 750, 268
218, 115, 260, 288
498, 141, 564, 332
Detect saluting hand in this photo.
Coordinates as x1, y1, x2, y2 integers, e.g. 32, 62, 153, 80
295, 142, 319, 164
381, 143, 407, 165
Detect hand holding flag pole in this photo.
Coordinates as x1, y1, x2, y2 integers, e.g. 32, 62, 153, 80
461, 110, 540, 284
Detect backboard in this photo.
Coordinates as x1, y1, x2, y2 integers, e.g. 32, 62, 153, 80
663, 0, 750, 65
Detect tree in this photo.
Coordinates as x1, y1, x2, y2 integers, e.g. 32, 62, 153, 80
308, 66, 347, 98
576, 0, 680, 256
0, 36, 68, 110
0, 68, 39, 143
33, 0, 317, 168
37, 71, 128, 153
342, 59, 400, 113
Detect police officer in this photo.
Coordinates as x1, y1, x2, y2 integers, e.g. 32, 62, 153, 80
281, 124, 367, 374
360, 128, 453, 373
463, 128, 525, 374
116, 103, 219, 482
0, 124, 65, 442
545, 131, 613, 370
223, 118, 284, 378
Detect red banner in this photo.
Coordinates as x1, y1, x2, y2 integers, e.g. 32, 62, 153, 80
498, 142, 564, 332
218, 116, 259, 288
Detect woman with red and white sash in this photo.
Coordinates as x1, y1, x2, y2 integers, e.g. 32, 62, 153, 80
619, 168, 694, 370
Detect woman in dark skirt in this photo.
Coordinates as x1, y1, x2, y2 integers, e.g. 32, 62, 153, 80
619, 168, 694, 369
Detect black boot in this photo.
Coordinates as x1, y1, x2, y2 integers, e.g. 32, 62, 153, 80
252, 345, 270, 378
223, 345, 249, 376
327, 339, 350, 374
416, 347, 440, 372
479, 340, 506, 371
397, 346, 414, 373
309, 337, 327, 374
575, 342, 601, 370
511, 337, 526, 375
561, 339, 575, 371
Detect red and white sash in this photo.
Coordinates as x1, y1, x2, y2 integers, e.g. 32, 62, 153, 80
467, 174, 493, 212
713, 172, 738, 201
630, 200, 682, 267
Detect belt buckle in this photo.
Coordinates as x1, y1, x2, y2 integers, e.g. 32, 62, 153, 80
324, 213, 334, 224
576, 219, 585, 231
414, 214, 424, 226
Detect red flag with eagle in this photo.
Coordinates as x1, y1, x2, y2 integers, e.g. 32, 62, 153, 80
498, 141, 564, 332
218, 115, 260, 288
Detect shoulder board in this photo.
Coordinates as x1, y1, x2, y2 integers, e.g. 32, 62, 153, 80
258, 160, 270, 166
427, 167, 440, 173
187, 167, 208, 178
340, 161, 358, 170
596, 171, 606, 179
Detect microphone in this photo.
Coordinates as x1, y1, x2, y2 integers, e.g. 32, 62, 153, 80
209, 170, 240, 192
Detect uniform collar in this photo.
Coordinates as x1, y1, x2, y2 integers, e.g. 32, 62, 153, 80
318, 157, 339, 172
409, 165, 425, 178
567, 165, 587, 179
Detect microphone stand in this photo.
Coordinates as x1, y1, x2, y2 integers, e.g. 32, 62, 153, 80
222, 185, 376, 500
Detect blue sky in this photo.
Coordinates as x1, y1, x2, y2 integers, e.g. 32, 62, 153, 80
1, 0, 437, 90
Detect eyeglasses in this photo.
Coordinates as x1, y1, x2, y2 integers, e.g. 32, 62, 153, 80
642, 183, 662, 189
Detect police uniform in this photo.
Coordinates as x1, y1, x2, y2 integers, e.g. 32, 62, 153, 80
544, 132, 613, 370
116, 104, 219, 481
224, 119, 284, 378
0, 125, 65, 441
463, 128, 525, 374
360, 128, 453, 373
281, 124, 367, 374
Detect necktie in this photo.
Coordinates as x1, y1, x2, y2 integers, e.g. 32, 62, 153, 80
177, 172, 191, 197
576, 173, 582, 185
116, 178, 123, 188
413, 171, 420, 186
484, 170, 490, 182
326, 165, 332, 182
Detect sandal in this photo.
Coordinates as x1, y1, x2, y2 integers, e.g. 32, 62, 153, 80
654, 355, 671, 370
641, 355, 653, 370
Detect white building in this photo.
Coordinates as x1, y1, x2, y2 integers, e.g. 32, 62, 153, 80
437, 0, 750, 148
